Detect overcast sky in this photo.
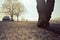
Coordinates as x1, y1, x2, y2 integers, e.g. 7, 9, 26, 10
0, 0, 60, 21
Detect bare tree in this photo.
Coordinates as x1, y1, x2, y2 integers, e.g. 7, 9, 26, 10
14, 3, 25, 21
2, 0, 25, 21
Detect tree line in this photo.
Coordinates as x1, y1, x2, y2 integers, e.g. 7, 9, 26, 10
2, 0, 25, 21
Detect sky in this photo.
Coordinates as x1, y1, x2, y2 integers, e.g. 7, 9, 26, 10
0, 0, 60, 21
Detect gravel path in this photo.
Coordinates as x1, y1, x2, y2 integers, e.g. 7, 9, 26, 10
0, 22, 60, 40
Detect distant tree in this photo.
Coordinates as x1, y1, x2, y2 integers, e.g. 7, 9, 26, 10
14, 3, 25, 22
2, 0, 25, 21
26, 19, 28, 22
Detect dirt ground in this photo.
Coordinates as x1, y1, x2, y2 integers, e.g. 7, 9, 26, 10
0, 21, 60, 40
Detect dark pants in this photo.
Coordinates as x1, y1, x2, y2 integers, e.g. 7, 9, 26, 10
37, 9, 52, 28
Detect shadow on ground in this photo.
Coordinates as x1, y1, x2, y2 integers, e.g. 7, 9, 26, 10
48, 23, 60, 35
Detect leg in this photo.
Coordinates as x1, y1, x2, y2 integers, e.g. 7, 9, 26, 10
37, 12, 47, 28
44, 12, 52, 27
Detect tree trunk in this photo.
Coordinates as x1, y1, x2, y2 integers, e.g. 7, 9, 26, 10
11, 5, 14, 21
11, 15, 13, 21
17, 16, 19, 22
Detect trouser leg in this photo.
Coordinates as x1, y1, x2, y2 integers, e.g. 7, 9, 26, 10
37, 12, 52, 28
37, 12, 47, 27
44, 12, 52, 27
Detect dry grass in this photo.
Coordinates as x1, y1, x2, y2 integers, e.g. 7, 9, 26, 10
0, 21, 60, 40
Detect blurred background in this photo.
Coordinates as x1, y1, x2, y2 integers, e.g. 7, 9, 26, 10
0, 0, 60, 22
